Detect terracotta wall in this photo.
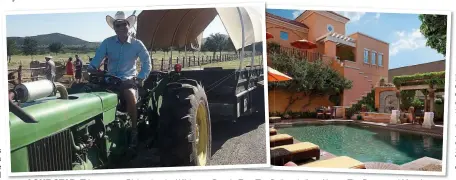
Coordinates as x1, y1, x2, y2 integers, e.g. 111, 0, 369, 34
341, 61, 372, 106
296, 12, 346, 42
268, 89, 334, 113
340, 33, 389, 106
349, 33, 389, 84
266, 17, 308, 48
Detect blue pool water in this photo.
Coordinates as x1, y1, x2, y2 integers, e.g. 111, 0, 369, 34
277, 124, 443, 165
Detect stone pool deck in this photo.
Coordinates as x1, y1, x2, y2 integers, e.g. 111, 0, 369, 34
270, 119, 443, 171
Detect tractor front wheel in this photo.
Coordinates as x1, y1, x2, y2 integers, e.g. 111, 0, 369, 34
158, 79, 212, 166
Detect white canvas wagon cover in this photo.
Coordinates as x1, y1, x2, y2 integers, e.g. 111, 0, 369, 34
136, 6, 264, 51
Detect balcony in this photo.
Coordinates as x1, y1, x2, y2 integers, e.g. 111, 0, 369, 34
267, 43, 323, 62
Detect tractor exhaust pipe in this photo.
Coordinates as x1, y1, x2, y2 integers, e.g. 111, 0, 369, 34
14, 80, 68, 102
9, 97, 38, 123
9, 80, 69, 123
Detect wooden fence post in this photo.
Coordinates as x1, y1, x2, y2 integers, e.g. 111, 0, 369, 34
193, 56, 196, 66
151, 58, 155, 70
161, 58, 164, 71
18, 65, 22, 84
169, 57, 172, 70
188, 57, 191, 67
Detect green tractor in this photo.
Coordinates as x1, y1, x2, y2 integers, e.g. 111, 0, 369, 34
9, 64, 212, 172
9, 7, 265, 173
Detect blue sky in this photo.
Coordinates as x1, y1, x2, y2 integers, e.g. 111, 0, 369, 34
266, 9, 446, 69
6, 10, 227, 42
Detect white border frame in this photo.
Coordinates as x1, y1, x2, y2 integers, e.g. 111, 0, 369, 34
2, 1, 271, 177
265, 4, 452, 177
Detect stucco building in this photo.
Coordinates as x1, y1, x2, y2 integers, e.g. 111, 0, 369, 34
267, 10, 390, 112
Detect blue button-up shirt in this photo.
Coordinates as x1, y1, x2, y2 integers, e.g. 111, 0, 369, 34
89, 35, 152, 80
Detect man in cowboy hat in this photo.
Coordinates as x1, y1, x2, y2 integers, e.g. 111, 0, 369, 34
44, 55, 56, 82
88, 11, 151, 151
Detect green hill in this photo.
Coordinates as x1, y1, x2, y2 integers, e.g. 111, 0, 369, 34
7, 33, 100, 48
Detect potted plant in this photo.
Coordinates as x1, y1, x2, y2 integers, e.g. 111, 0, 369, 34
379, 78, 386, 86
357, 114, 363, 120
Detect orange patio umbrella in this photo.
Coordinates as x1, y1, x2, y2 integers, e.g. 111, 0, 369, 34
266, 32, 274, 39
290, 39, 317, 49
268, 66, 292, 82
268, 66, 292, 114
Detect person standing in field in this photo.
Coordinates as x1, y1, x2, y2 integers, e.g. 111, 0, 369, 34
44, 55, 56, 82
66, 57, 75, 82
74, 54, 83, 83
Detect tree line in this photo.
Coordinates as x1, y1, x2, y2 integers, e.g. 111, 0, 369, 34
149, 33, 237, 56
7, 32, 261, 60
7, 37, 97, 58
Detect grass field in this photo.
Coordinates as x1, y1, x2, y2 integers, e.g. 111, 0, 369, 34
200, 55, 263, 69
7, 51, 253, 68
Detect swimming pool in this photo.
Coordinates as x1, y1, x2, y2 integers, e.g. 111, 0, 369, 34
277, 124, 443, 165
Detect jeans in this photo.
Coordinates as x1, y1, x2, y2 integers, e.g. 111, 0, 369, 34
47, 74, 55, 82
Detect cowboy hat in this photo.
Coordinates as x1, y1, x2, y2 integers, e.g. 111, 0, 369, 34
45, 55, 53, 59
106, 11, 136, 30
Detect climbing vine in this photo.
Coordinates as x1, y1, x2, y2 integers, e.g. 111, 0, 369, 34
392, 71, 445, 87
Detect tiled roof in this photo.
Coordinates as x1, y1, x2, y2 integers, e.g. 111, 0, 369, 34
266, 12, 309, 29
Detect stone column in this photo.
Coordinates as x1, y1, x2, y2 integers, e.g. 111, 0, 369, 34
429, 88, 435, 112
421, 89, 429, 112
390, 110, 400, 124
423, 94, 428, 112
423, 112, 435, 129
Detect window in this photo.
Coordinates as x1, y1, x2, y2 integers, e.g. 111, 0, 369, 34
378, 53, 383, 66
280, 31, 288, 40
372, 51, 377, 65
364, 49, 369, 63
327, 24, 334, 32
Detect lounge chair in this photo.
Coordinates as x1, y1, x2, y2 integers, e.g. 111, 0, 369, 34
301, 156, 365, 169
271, 142, 320, 166
270, 134, 294, 147
270, 128, 277, 136
325, 108, 332, 119
316, 108, 325, 119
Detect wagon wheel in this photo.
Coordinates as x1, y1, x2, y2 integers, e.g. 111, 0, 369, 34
158, 79, 212, 166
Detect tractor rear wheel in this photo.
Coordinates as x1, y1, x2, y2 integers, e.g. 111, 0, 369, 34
158, 79, 211, 166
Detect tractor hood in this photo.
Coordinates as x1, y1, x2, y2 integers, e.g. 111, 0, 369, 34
136, 6, 264, 50
9, 92, 118, 151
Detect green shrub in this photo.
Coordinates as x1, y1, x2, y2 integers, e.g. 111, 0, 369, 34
357, 114, 363, 120
345, 89, 375, 119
